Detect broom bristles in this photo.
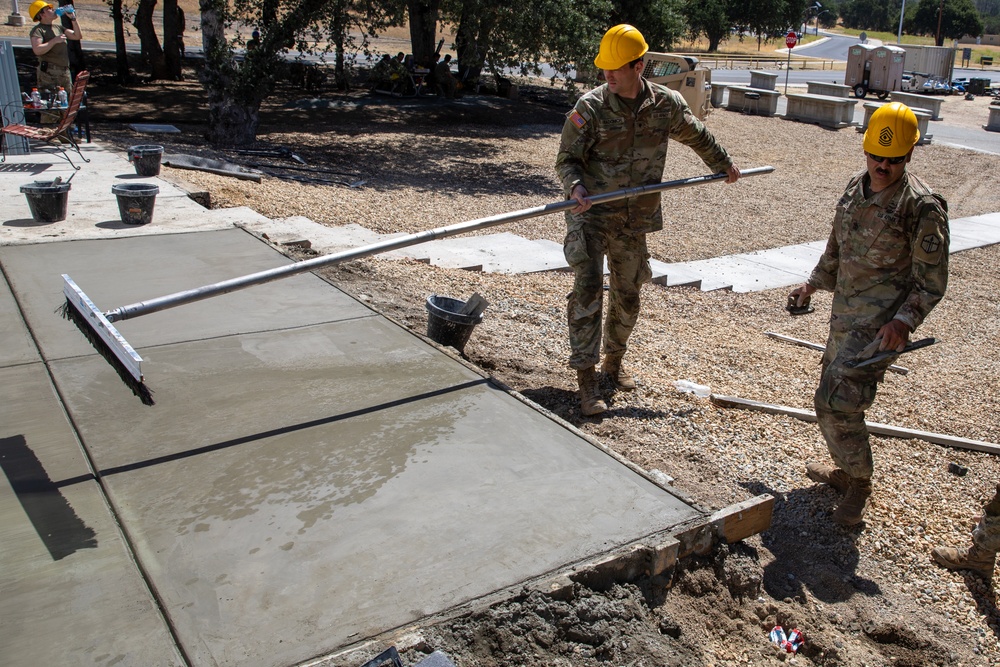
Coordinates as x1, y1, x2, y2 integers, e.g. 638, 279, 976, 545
60, 299, 155, 405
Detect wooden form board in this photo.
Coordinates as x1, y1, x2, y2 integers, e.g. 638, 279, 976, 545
711, 394, 1000, 456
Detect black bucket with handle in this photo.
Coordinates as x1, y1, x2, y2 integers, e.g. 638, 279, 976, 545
127, 145, 164, 176
112, 183, 160, 225
425, 295, 483, 353
20, 180, 71, 222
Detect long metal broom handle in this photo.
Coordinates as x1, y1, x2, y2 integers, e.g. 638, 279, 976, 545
104, 166, 774, 322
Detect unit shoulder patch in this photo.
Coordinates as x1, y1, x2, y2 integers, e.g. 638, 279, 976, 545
915, 232, 944, 264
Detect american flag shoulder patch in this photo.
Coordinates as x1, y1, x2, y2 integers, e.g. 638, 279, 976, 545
569, 111, 587, 129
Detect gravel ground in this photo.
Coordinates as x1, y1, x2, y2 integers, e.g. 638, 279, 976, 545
96, 77, 1000, 666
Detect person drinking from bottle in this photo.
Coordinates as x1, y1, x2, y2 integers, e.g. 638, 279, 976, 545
29, 1, 81, 98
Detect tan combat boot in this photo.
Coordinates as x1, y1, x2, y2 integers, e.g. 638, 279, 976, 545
932, 544, 997, 579
577, 367, 608, 416
832, 477, 872, 526
806, 462, 851, 494
601, 352, 636, 391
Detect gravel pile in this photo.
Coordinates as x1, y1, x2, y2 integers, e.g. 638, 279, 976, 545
104, 86, 1000, 665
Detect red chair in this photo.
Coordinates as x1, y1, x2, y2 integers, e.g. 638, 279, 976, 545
1, 71, 90, 169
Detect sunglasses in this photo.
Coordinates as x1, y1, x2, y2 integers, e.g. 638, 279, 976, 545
866, 152, 907, 165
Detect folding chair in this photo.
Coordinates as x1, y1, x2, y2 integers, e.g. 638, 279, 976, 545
1, 71, 90, 169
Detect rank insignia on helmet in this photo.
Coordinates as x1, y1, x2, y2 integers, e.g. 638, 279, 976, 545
878, 127, 894, 147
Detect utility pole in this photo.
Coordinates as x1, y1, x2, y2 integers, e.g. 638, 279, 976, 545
897, 0, 906, 44
7, 0, 24, 26
936, 0, 944, 46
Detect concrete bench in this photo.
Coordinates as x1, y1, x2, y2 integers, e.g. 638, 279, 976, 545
749, 70, 779, 92
806, 81, 852, 98
710, 82, 727, 108
784, 93, 857, 128
860, 102, 933, 144
725, 86, 780, 116
889, 91, 943, 120
987, 105, 1000, 132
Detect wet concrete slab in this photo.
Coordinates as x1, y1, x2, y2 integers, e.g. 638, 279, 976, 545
0, 363, 185, 666
1, 228, 702, 667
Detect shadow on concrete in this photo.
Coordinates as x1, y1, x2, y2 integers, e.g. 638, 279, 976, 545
0, 434, 98, 561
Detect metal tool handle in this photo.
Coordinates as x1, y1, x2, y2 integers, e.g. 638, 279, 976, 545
103, 166, 775, 322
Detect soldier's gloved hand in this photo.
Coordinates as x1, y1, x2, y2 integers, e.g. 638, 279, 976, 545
876, 319, 911, 352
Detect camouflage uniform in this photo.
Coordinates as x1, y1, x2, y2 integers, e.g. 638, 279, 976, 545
555, 79, 733, 370
807, 169, 949, 479
974, 485, 1000, 552
29, 22, 72, 94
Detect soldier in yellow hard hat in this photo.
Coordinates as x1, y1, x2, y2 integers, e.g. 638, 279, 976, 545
555, 24, 740, 417
789, 102, 949, 526
29, 0, 81, 99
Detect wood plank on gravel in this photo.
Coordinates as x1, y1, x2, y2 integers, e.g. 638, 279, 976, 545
711, 394, 1000, 455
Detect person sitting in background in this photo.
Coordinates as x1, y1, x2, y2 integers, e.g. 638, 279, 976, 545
247, 29, 261, 51
435, 54, 457, 99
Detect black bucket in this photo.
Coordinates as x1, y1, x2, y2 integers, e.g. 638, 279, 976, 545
112, 183, 160, 225
19, 180, 71, 223
425, 295, 483, 354
127, 144, 164, 177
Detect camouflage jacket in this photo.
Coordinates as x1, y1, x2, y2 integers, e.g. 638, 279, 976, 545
555, 78, 733, 234
808, 169, 949, 333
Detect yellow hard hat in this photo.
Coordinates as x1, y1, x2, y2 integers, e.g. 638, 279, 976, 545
29, 1, 52, 20
594, 24, 649, 70
863, 102, 920, 158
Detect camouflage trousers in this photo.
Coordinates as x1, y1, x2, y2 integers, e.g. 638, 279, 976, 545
973, 484, 1000, 552
563, 220, 652, 370
813, 327, 894, 480
36, 65, 72, 98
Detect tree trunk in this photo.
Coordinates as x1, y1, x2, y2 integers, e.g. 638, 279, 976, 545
407, 0, 440, 69
111, 0, 130, 82
135, 0, 169, 80
455, 5, 485, 86
58, 1, 86, 75
162, 0, 183, 80
206, 99, 260, 145
198, 0, 266, 145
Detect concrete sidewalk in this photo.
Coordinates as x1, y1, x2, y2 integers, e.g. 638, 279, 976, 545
1, 142, 771, 667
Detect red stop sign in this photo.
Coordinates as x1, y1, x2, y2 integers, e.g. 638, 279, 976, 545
786, 31, 798, 49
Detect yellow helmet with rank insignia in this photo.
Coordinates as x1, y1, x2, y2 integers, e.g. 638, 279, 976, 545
864, 102, 920, 158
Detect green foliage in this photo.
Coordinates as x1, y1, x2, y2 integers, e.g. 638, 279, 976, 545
909, 0, 984, 43
818, 0, 842, 27
439, 0, 611, 84
840, 0, 900, 32
197, 0, 405, 143
682, 0, 730, 51
730, 0, 800, 49
611, 0, 688, 51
